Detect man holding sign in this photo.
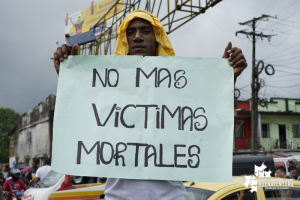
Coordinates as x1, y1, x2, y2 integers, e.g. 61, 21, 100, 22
53, 10, 247, 200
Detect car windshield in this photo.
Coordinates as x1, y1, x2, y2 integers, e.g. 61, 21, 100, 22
35, 170, 64, 188
264, 187, 300, 199
186, 187, 215, 200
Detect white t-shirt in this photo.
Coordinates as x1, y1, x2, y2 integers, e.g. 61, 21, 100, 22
35, 166, 51, 181
105, 178, 186, 200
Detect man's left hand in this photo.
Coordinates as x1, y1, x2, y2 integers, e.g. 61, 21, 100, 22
222, 42, 247, 84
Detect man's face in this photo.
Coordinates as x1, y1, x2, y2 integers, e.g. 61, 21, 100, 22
126, 18, 156, 56
291, 170, 299, 179
276, 169, 286, 178
32, 162, 37, 169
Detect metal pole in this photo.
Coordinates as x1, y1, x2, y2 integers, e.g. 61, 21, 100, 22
251, 18, 256, 150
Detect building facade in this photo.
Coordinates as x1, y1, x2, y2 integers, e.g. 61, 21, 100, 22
8, 95, 55, 168
259, 98, 300, 150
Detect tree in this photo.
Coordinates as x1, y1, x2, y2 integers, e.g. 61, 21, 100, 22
0, 107, 20, 163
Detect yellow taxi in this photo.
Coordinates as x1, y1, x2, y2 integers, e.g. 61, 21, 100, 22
184, 176, 300, 200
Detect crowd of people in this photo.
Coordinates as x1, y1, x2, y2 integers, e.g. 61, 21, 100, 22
0, 158, 51, 200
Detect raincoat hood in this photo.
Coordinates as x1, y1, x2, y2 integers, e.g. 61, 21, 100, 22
113, 10, 175, 56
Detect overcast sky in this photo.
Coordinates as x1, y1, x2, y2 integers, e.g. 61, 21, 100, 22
0, 0, 299, 115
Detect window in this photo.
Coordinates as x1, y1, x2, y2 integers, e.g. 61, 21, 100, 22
264, 187, 300, 199
221, 189, 255, 200
185, 187, 215, 200
262, 124, 270, 138
235, 122, 245, 138
293, 125, 300, 138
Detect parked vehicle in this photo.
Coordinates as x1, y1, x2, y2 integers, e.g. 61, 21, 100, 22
22, 170, 105, 200
274, 156, 300, 176
233, 155, 275, 176
185, 176, 300, 200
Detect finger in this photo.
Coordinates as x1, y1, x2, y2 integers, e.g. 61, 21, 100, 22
56, 47, 64, 62
228, 48, 241, 61
61, 44, 70, 58
234, 59, 247, 69
71, 44, 79, 55
230, 53, 244, 66
53, 58, 60, 75
53, 52, 60, 65
222, 42, 232, 58
234, 66, 244, 79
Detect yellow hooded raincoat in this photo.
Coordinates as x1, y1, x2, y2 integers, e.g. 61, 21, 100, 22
113, 10, 175, 57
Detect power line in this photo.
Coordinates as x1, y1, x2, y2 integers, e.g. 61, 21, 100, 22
266, 21, 300, 29
268, 9, 300, 29
264, 74, 299, 79
267, 78, 300, 82
263, 42, 300, 59
276, 0, 299, 15
275, 69, 300, 75
257, 28, 300, 37
262, 51, 300, 61
267, 83, 300, 88
270, 17, 300, 26
267, 56, 300, 63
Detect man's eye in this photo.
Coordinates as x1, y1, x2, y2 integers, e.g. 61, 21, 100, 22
127, 31, 134, 35
143, 30, 150, 34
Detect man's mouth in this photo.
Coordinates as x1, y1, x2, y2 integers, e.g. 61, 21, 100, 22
132, 45, 146, 51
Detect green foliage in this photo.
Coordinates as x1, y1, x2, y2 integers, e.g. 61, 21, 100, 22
0, 107, 20, 135
0, 136, 10, 163
0, 107, 20, 163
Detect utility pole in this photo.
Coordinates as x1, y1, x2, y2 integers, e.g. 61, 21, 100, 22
236, 15, 274, 150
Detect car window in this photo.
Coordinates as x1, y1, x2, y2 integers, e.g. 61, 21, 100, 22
185, 187, 215, 200
35, 170, 64, 188
264, 187, 300, 199
221, 190, 255, 200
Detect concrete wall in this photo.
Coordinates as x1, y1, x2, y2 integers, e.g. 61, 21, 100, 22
16, 122, 50, 159
12, 95, 55, 167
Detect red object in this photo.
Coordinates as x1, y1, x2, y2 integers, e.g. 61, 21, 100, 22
65, 13, 68, 26
3, 179, 26, 198
91, 1, 94, 15
57, 175, 76, 191
234, 101, 251, 149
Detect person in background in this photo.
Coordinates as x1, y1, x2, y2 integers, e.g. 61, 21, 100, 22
0, 173, 4, 187
20, 169, 28, 186
287, 159, 298, 174
2, 165, 9, 179
3, 169, 26, 199
27, 159, 39, 186
291, 168, 300, 180
34, 158, 51, 186
275, 166, 287, 178
0, 185, 3, 200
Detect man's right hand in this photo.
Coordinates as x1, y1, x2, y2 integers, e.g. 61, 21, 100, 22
53, 33, 78, 74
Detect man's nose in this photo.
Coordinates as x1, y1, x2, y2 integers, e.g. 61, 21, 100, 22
133, 30, 143, 41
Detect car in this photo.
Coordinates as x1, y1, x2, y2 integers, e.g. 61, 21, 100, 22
22, 170, 105, 200
274, 156, 300, 176
184, 176, 300, 200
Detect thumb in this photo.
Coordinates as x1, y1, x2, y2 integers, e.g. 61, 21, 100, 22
222, 41, 232, 58
71, 44, 79, 55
